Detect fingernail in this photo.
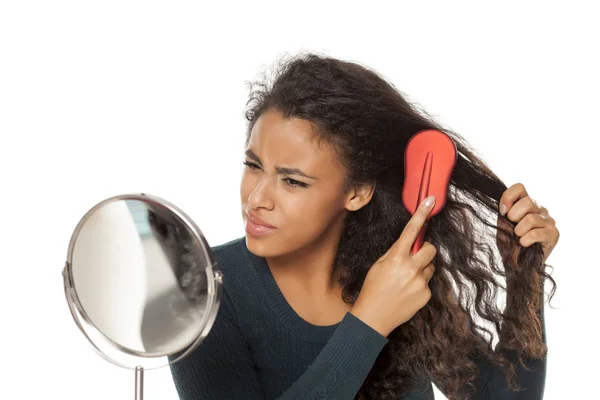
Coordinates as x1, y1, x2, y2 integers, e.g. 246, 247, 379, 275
500, 204, 507, 215
423, 196, 435, 207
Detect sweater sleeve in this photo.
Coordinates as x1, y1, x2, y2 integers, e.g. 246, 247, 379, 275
169, 288, 389, 400
277, 310, 389, 399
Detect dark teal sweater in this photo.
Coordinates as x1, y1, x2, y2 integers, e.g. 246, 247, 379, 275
169, 237, 546, 399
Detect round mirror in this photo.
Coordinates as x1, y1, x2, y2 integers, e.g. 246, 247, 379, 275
62, 193, 223, 397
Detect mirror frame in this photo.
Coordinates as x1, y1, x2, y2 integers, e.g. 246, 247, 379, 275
62, 193, 223, 370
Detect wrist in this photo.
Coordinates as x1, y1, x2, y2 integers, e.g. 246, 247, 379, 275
349, 307, 390, 337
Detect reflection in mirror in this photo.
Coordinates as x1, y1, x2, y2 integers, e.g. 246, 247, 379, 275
71, 199, 210, 357
63, 193, 222, 399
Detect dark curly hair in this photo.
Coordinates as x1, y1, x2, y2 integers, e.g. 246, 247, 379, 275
242, 52, 556, 400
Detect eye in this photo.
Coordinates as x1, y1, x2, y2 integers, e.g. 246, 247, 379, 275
243, 161, 308, 189
283, 178, 308, 188
243, 160, 260, 169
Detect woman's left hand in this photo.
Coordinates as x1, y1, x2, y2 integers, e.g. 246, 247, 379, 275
497, 183, 560, 264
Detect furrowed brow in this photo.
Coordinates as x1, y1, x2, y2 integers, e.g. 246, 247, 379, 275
244, 149, 319, 180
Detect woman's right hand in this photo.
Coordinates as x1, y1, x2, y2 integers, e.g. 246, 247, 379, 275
350, 195, 437, 337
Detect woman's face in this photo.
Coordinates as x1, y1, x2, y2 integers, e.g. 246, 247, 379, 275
240, 108, 367, 258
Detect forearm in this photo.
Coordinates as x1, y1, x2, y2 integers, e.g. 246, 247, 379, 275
276, 311, 389, 400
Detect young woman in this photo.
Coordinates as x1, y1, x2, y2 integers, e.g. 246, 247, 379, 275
169, 53, 559, 400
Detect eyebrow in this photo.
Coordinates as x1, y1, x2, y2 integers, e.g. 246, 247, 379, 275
245, 149, 319, 180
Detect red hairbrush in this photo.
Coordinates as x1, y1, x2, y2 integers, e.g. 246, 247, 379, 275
402, 129, 457, 255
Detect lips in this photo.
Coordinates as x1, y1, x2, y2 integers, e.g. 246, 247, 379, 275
245, 210, 276, 229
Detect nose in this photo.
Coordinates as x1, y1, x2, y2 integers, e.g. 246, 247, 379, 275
248, 174, 275, 210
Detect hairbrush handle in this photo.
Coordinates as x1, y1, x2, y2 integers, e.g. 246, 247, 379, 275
410, 151, 433, 255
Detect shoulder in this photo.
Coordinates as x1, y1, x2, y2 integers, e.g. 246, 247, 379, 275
211, 236, 246, 256
209, 236, 259, 305
210, 236, 248, 276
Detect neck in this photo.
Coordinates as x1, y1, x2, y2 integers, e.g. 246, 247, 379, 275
266, 213, 346, 297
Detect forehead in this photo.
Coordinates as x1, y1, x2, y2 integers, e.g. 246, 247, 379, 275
248, 109, 343, 174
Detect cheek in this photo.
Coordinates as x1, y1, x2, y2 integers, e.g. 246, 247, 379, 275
240, 172, 255, 199
282, 196, 338, 231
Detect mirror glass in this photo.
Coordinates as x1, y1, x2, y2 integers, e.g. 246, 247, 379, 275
65, 194, 221, 363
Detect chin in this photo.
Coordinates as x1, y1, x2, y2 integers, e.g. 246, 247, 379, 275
245, 234, 273, 257
245, 231, 295, 258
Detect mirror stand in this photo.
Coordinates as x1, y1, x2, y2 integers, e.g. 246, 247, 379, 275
135, 366, 144, 400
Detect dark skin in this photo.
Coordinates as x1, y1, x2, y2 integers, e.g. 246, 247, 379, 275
239, 108, 374, 325
497, 182, 560, 265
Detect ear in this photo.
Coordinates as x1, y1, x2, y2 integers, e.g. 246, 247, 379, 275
345, 182, 376, 212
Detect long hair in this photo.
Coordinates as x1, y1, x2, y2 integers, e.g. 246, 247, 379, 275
242, 52, 556, 400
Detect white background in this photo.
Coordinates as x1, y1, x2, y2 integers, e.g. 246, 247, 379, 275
0, 1, 596, 399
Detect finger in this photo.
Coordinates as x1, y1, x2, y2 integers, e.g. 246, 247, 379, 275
499, 183, 528, 216
519, 227, 557, 249
422, 263, 435, 283
514, 212, 555, 237
392, 196, 436, 257
413, 241, 437, 271
506, 196, 545, 223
